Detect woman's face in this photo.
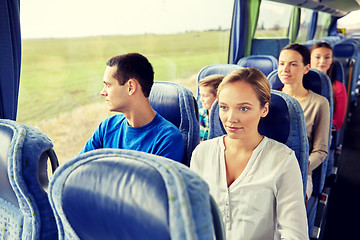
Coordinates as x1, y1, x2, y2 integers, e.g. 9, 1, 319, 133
278, 49, 310, 86
311, 47, 333, 74
218, 81, 268, 140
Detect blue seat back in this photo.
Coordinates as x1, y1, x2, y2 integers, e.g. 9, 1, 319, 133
49, 149, 224, 240
0, 119, 59, 239
251, 38, 290, 59
334, 40, 360, 107
208, 90, 309, 197
332, 58, 346, 85
327, 59, 347, 176
196, 64, 243, 108
267, 68, 333, 197
237, 55, 278, 77
149, 81, 199, 166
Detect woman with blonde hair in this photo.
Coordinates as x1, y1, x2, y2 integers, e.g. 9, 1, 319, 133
190, 68, 308, 240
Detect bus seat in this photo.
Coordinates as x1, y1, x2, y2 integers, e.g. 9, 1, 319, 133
48, 149, 225, 240
267, 68, 333, 238
250, 38, 290, 59
0, 119, 59, 239
332, 58, 346, 85
334, 40, 360, 111
208, 90, 309, 197
196, 64, 243, 108
149, 81, 199, 166
328, 59, 346, 177
237, 55, 278, 77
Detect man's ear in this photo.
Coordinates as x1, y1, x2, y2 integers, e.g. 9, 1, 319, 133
127, 79, 137, 95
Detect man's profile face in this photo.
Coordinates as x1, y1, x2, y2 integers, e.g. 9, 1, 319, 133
100, 66, 129, 112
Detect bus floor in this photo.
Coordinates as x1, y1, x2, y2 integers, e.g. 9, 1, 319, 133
322, 101, 360, 240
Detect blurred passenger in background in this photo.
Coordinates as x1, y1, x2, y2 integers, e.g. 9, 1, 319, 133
198, 74, 224, 141
310, 41, 347, 131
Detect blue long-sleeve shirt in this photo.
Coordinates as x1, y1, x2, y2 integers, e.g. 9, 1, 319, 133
80, 113, 184, 163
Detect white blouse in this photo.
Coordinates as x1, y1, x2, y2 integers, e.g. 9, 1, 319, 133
190, 136, 308, 240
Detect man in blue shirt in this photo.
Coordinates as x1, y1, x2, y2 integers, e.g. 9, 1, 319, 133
80, 53, 184, 163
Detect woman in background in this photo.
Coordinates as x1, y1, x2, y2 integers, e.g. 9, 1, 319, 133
278, 43, 330, 199
310, 41, 347, 131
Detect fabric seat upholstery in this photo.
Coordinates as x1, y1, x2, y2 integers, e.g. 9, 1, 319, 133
149, 81, 199, 166
237, 55, 278, 77
48, 149, 225, 240
0, 119, 59, 239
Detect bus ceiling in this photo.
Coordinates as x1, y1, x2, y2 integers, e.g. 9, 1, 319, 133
269, 0, 360, 17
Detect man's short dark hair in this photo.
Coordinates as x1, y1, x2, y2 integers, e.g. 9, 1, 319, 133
106, 53, 154, 97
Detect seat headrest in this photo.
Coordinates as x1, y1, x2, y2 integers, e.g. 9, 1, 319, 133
334, 42, 357, 58
250, 38, 290, 59
258, 92, 290, 144
197, 64, 243, 80
237, 55, 278, 77
268, 68, 330, 98
62, 156, 170, 240
149, 82, 181, 128
331, 59, 345, 85
50, 149, 215, 240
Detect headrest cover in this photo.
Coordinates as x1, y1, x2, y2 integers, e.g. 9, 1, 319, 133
258, 93, 290, 144
197, 64, 243, 81
149, 82, 181, 128
268, 69, 327, 96
237, 55, 278, 77
334, 42, 356, 58
63, 157, 170, 240
49, 149, 214, 240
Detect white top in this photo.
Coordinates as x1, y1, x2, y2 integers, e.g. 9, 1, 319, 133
190, 136, 308, 240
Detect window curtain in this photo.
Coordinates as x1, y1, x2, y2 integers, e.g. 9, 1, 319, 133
288, 6, 300, 43
308, 11, 318, 40
228, 0, 261, 63
243, 0, 261, 57
228, 0, 247, 64
0, 0, 21, 120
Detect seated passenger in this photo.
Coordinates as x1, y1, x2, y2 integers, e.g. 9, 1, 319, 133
198, 74, 224, 141
310, 41, 347, 131
278, 44, 330, 199
190, 68, 308, 240
80, 53, 184, 163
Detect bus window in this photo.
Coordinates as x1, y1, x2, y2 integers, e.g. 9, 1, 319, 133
296, 8, 313, 42
314, 11, 332, 39
19, 0, 233, 164
255, 0, 292, 38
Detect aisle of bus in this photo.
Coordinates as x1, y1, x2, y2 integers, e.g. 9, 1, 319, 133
323, 97, 360, 239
